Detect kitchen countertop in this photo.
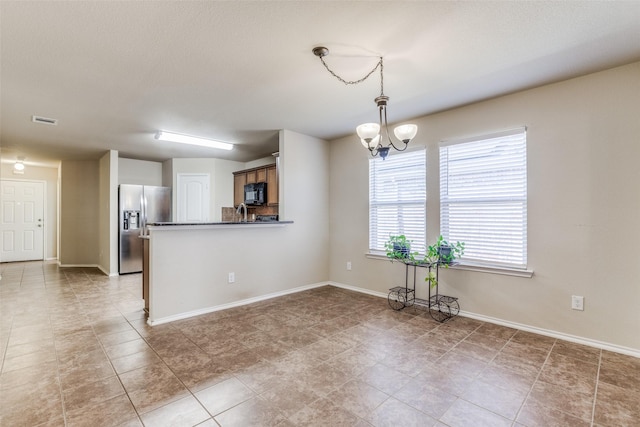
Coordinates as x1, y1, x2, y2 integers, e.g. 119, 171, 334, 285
146, 221, 293, 230
149, 221, 292, 226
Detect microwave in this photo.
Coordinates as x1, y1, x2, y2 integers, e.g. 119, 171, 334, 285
244, 182, 266, 205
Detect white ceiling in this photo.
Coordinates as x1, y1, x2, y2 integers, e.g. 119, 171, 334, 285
1, 1, 639, 168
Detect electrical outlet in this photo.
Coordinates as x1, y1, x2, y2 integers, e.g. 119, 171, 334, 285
228, 272, 235, 283
346, 261, 352, 271
571, 295, 584, 311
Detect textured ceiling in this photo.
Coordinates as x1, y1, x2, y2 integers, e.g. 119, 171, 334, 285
1, 1, 639, 168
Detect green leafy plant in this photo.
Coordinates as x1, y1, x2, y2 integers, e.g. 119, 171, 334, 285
434, 235, 465, 265
425, 270, 438, 289
423, 235, 465, 288
384, 235, 418, 262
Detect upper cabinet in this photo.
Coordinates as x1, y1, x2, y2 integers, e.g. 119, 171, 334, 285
233, 164, 278, 208
266, 165, 278, 206
233, 173, 247, 207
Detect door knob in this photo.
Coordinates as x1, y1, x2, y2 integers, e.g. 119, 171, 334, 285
38, 224, 42, 227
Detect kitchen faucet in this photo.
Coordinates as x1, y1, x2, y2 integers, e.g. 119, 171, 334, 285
236, 202, 247, 222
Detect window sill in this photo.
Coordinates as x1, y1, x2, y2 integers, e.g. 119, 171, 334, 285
447, 263, 534, 278
365, 252, 534, 278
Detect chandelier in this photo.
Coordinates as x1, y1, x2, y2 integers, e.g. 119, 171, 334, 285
312, 46, 417, 159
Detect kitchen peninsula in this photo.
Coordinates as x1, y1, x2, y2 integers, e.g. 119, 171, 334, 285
144, 220, 294, 325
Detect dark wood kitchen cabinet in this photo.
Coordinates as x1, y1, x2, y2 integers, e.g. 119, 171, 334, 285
233, 173, 246, 207
233, 164, 278, 208
142, 237, 150, 313
266, 165, 278, 206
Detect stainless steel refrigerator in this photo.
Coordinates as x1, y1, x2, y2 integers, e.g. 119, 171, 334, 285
118, 184, 171, 274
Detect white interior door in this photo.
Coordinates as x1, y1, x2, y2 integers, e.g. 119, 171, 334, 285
1, 180, 45, 262
177, 174, 210, 222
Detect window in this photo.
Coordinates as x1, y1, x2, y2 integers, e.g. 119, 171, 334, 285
440, 128, 527, 269
369, 149, 426, 254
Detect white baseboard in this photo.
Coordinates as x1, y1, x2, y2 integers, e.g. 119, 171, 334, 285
458, 310, 640, 359
328, 281, 640, 359
56, 262, 117, 276
327, 281, 388, 299
147, 281, 328, 326
58, 262, 100, 268
96, 265, 119, 277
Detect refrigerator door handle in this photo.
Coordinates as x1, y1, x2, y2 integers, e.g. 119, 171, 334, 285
140, 193, 147, 237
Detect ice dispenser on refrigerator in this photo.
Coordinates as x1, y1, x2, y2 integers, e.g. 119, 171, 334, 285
118, 185, 171, 274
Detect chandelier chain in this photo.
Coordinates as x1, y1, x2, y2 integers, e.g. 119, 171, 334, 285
318, 56, 384, 93
312, 46, 416, 159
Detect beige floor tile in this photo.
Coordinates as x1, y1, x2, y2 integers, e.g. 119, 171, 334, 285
365, 397, 437, 427
393, 378, 457, 419
62, 375, 125, 413
527, 380, 594, 422
288, 397, 359, 426
462, 378, 527, 420
65, 393, 140, 427
593, 380, 640, 425
358, 363, 412, 396
214, 396, 287, 427
516, 400, 591, 427
119, 363, 190, 414
140, 395, 211, 427
440, 399, 511, 427
260, 380, 321, 418
195, 377, 256, 416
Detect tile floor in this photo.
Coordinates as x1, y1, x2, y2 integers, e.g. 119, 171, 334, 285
0, 261, 638, 427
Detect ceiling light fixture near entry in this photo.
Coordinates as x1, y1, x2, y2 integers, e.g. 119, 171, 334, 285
14, 157, 25, 174
155, 131, 234, 151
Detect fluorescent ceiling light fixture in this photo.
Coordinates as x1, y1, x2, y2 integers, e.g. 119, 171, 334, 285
155, 131, 233, 151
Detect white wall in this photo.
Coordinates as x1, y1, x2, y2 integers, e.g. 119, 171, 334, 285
60, 160, 100, 266
118, 158, 163, 186
98, 151, 118, 275
1, 164, 59, 260
328, 62, 640, 353
162, 159, 173, 189
244, 155, 276, 170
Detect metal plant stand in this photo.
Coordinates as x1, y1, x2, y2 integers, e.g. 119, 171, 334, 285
388, 261, 459, 322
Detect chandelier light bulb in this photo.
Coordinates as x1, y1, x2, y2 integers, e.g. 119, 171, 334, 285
356, 123, 380, 142
360, 134, 380, 149
394, 124, 418, 143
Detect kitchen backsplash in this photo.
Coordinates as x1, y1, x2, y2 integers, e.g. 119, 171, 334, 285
222, 205, 279, 222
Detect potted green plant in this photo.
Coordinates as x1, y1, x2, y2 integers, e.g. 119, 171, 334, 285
423, 235, 465, 288
384, 235, 417, 262
435, 235, 465, 265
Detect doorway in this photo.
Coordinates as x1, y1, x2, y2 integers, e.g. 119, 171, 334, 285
177, 174, 210, 222
1, 180, 45, 262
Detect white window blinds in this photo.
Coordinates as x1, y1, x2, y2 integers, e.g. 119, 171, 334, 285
440, 128, 527, 269
369, 149, 426, 254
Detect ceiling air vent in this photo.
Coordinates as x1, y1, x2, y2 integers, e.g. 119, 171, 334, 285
32, 115, 58, 125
